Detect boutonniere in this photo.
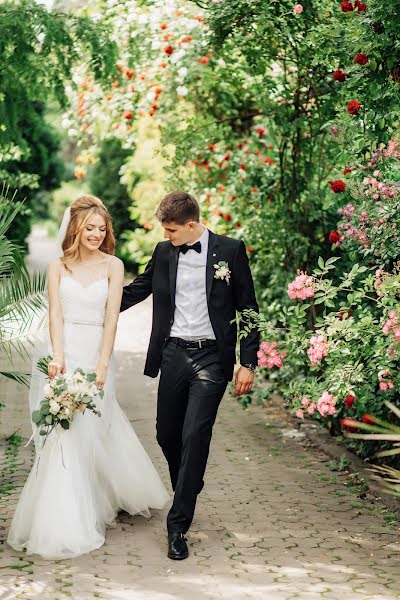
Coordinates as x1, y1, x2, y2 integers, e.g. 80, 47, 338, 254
213, 260, 231, 285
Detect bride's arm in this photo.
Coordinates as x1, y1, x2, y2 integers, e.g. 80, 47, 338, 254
47, 259, 65, 379
96, 257, 124, 389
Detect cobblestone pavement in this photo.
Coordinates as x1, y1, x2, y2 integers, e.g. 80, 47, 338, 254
1, 231, 400, 599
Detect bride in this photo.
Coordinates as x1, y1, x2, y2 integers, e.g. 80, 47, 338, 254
7, 195, 169, 560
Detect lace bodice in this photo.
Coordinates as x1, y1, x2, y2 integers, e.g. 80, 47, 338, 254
59, 259, 110, 326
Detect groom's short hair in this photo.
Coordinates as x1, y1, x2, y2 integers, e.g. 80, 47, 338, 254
156, 192, 200, 225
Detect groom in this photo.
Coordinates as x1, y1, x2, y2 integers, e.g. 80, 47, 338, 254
120, 192, 259, 560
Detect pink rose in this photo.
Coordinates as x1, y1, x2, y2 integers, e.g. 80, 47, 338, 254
293, 3, 303, 13
307, 402, 316, 415
296, 408, 304, 419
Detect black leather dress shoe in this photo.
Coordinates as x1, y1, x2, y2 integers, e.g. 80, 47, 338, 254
168, 532, 189, 560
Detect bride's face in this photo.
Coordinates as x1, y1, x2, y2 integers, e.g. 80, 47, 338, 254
80, 213, 107, 252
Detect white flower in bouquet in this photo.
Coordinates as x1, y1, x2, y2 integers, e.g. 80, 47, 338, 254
72, 371, 85, 383
49, 400, 60, 415
32, 358, 103, 445
44, 383, 54, 398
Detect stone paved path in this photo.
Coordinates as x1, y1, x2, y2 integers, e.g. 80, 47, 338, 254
1, 230, 400, 599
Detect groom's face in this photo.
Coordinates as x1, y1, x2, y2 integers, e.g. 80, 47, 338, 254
162, 221, 196, 246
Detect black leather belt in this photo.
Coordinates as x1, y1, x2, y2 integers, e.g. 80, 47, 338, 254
170, 337, 217, 350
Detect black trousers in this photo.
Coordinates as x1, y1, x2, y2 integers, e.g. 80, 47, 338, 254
156, 339, 228, 533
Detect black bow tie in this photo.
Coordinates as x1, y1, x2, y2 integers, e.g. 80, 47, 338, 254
179, 241, 202, 254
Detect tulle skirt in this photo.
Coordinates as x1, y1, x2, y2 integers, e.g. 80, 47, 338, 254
7, 322, 169, 560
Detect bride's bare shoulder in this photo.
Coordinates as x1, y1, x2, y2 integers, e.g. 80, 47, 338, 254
108, 255, 124, 273
48, 258, 63, 274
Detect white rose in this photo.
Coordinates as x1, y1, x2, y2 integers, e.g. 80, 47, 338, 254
67, 382, 79, 395
177, 86, 188, 97
178, 67, 188, 78
49, 400, 60, 415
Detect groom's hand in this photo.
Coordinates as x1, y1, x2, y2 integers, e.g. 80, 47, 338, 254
234, 366, 255, 396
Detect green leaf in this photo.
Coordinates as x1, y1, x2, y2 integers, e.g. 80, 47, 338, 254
32, 410, 42, 424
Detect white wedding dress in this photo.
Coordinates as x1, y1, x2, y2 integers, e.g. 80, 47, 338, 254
7, 259, 169, 560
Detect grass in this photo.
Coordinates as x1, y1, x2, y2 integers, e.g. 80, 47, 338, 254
327, 454, 353, 472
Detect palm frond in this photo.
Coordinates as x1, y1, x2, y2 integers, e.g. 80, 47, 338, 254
0, 188, 49, 392
0, 270, 47, 324
384, 401, 400, 420
0, 187, 22, 237
0, 370, 30, 386
346, 401, 400, 496
369, 465, 400, 496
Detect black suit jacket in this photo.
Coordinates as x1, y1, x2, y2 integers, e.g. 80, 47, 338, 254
120, 230, 259, 381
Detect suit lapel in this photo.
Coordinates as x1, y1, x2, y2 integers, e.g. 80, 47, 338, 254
169, 244, 179, 307
206, 230, 219, 302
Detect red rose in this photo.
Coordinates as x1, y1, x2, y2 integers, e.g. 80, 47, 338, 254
347, 100, 362, 115
123, 110, 133, 120
164, 45, 174, 55
345, 394, 355, 408
160, 23, 167, 30
357, 2, 367, 12
224, 213, 232, 222
340, 1, 353, 11
180, 35, 193, 43
257, 127, 265, 137
333, 69, 346, 82
199, 56, 209, 64
338, 309, 353, 320
124, 68, 135, 80
247, 246, 255, 253
343, 167, 352, 175
354, 53, 368, 65
239, 163, 246, 170
362, 414, 376, 424
329, 180, 346, 193
329, 230, 340, 243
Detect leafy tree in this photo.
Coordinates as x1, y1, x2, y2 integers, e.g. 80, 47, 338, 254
6, 102, 65, 249
89, 137, 139, 263
0, 0, 118, 245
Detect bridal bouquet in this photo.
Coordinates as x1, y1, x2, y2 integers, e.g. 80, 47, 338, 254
32, 356, 102, 439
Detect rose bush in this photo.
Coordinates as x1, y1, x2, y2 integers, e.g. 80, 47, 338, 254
246, 143, 400, 458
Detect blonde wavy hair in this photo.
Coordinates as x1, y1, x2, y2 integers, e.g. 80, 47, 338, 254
61, 195, 115, 268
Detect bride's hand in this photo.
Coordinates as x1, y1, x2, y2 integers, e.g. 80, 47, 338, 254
95, 363, 108, 390
48, 356, 65, 379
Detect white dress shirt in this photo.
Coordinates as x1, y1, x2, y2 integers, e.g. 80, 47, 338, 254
170, 227, 216, 340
